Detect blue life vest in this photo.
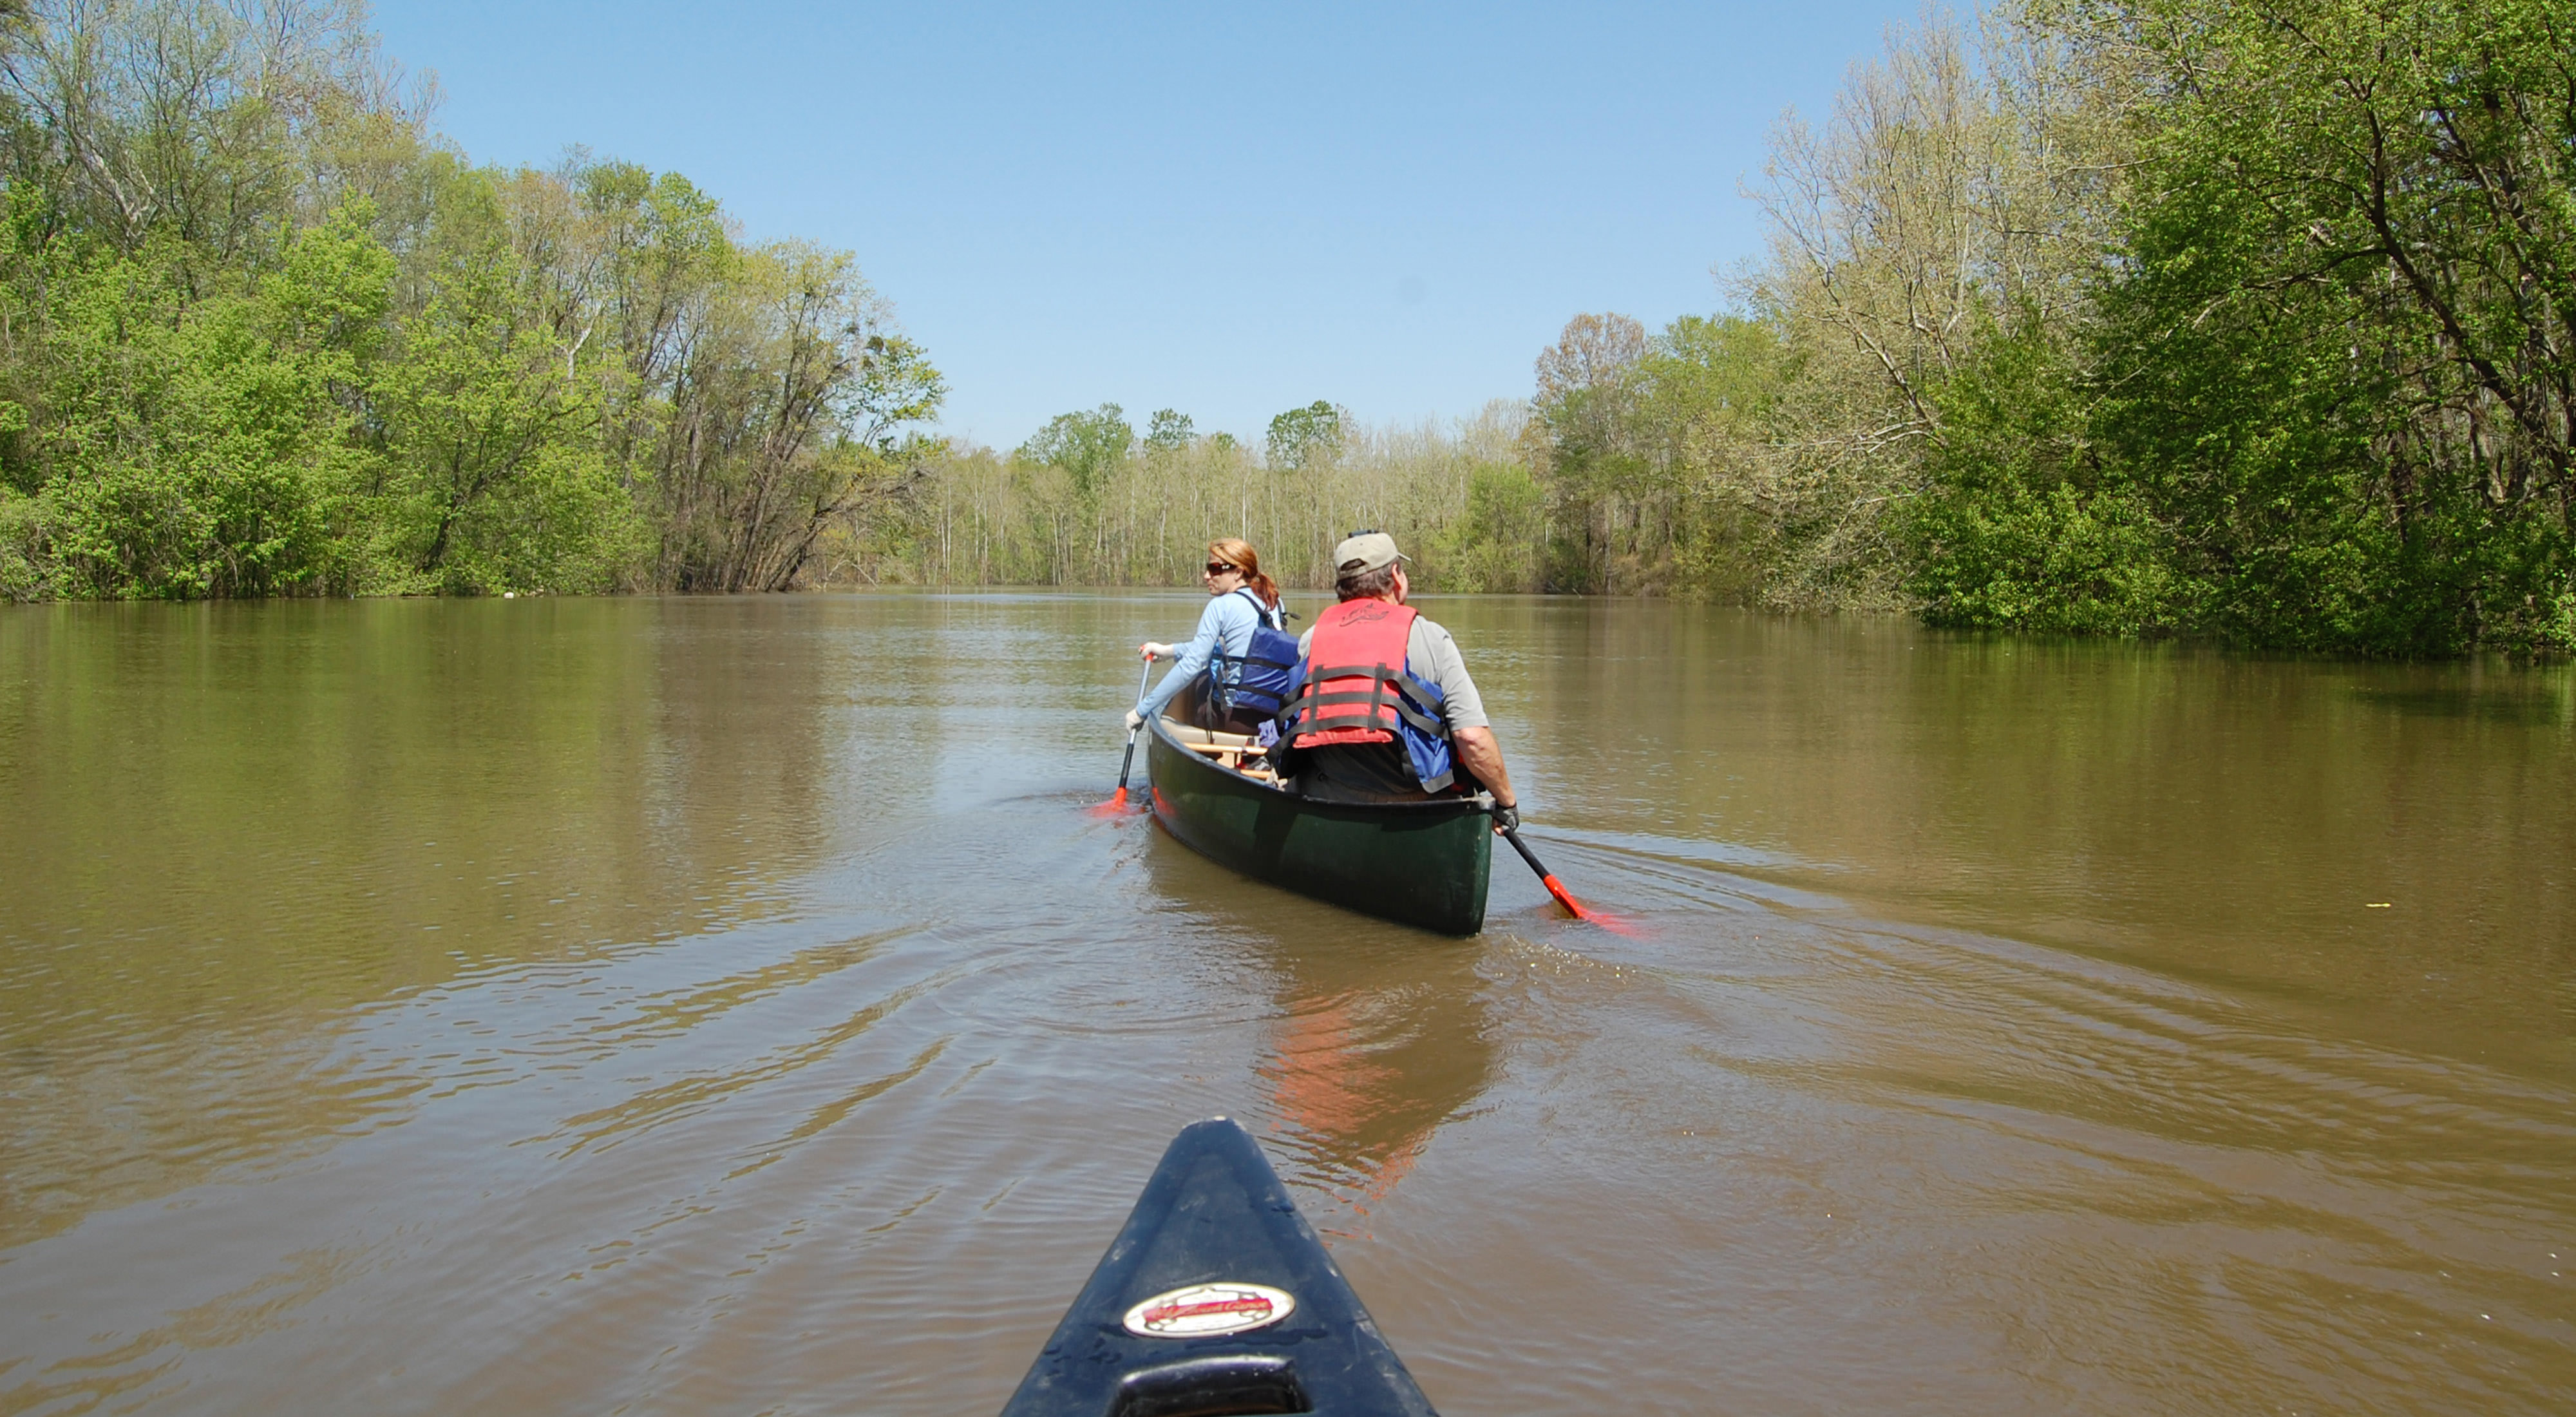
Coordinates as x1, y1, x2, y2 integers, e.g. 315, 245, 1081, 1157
1212, 588, 1300, 719
1390, 675, 1457, 794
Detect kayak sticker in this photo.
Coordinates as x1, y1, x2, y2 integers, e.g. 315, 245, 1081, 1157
1121, 1282, 1296, 1338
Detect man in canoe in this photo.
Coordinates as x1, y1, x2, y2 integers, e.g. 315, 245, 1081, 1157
1280, 531, 1521, 830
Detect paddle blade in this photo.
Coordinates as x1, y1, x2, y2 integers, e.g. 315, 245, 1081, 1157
1539, 873, 1590, 920
1093, 725, 1144, 815
1087, 786, 1130, 817
1551, 881, 1642, 935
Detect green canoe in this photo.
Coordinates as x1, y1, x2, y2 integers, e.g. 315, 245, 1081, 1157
1144, 690, 1493, 935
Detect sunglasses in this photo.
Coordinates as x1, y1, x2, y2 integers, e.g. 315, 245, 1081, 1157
1204, 562, 1239, 576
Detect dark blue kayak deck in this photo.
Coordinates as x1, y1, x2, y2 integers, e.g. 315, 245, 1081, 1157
999, 1118, 1439, 1417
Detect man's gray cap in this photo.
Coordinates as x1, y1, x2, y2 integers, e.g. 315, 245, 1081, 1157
1332, 531, 1406, 575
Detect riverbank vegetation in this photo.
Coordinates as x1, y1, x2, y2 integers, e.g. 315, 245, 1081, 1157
833, 399, 1544, 593
0, 0, 944, 599
856, 0, 2573, 656
6, 1, 2568, 658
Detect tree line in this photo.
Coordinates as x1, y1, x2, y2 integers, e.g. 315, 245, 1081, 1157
10, 1, 2568, 658
861, 0, 2571, 654
0, 0, 943, 600
833, 397, 1546, 593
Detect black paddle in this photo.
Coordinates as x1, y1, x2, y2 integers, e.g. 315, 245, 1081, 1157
1495, 810, 1593, 920
1096, 658, 1154, 814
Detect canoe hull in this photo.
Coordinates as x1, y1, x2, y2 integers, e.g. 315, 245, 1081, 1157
1147, 719, 1492, 935
999, 1118, 1439, 1417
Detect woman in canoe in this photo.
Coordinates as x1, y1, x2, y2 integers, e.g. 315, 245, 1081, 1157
1128, 538, 1293, 736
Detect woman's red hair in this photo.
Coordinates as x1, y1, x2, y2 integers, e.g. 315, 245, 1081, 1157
1209, 538, 1280, 610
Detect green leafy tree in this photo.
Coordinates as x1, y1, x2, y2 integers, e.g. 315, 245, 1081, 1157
1902, 315, 2184, 636
1264, 400, 1343, 472
1017, 403, 1131, 501
2045, 0, 2576, 653
1530, 314, 1648, 590
1144, 408, 1193, 452
652, 242, 943, 591
1430, 461, 1546, 591
1, 0, 402, 265
0, 3, 946, 601
364, 169, 627, 594
10, 203, 392, 597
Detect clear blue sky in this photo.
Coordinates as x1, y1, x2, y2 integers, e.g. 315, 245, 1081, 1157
368, 1, 1927, 450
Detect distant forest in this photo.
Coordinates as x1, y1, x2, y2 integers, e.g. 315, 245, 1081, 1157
5, 1, 2571, 657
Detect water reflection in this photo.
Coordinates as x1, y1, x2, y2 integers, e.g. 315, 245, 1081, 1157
3, 593, 2571, 1416
0, 598, 840, 1246
1424, 597, 2576, 1066
1136, 826, 1498, 1200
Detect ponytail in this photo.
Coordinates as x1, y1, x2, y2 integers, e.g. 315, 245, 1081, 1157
1208, 538, 1281, 612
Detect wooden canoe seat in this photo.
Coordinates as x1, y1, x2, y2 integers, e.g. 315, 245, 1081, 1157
1159, 719, 1255, 750
1186, 739, 1266, 766
1158, 708, 1272, 781
1171, 723, 1271, 777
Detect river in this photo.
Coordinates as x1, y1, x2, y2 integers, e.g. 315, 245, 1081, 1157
1, 593, 2570, 1414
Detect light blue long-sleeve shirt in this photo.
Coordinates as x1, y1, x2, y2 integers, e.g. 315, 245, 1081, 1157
1135, 589, 1283, 719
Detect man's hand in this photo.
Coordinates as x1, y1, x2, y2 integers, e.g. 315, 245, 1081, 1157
1492, 803, 1519, 834
1124, 709, 1145, 732
1139, 641, 1170, 660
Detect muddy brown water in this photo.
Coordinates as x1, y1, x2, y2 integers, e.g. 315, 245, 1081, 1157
2, 593, 2571, 1414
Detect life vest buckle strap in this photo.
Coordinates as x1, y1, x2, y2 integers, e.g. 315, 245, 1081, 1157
1388, 699, 1442, 734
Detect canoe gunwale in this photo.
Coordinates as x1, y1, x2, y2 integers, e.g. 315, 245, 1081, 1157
1144, 705, 1488, 818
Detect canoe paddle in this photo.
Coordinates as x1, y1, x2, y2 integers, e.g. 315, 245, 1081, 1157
1095, 658, 1154, 815
1497, 815, 1593, 920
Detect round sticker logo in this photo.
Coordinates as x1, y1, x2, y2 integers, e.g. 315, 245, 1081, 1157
1121, 1282, 1296, 1338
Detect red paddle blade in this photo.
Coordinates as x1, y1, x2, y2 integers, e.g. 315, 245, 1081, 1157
1540, 873, 1589, 920
1087, 786, 1129, 817
1542, 872, 1642, 935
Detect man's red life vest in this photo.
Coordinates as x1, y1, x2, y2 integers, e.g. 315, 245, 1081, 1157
1288, 600, 1423, 748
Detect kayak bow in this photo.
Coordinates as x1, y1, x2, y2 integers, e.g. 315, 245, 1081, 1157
999, 1117, 1438, 1417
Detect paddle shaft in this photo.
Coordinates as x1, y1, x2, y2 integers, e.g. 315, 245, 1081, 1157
1498, 819, 1590, 920
1110, 658, 1152, 807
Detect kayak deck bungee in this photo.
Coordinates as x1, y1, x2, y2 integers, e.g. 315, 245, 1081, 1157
1145, 686, 1493, 935
999, 1117, 1439, 1417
